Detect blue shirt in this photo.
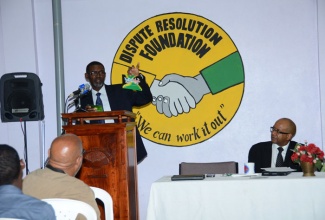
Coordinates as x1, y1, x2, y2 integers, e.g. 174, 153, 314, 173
0, 185, 56, 220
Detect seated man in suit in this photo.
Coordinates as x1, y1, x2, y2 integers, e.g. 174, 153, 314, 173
23, 134, 100, 220
248, 118, 301, 173
0, 144, 55, 219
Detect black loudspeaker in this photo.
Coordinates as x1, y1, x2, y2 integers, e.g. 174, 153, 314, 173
0, 72, 45, 122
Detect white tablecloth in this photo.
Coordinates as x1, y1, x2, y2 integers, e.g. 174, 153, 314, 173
146, 172, 325, 220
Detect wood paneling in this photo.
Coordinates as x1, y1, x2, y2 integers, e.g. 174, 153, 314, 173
62, 111, 138, 220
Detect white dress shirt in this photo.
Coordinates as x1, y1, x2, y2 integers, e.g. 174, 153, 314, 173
91, 87, 114, 123
271, 142, 290, 167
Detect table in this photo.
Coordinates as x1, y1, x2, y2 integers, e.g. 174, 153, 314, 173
146, 172, 325, 220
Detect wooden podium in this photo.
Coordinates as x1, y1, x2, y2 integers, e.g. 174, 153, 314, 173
62, 111, 139, 220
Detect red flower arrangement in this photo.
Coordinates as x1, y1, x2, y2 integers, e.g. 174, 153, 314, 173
291, 142, 324, 170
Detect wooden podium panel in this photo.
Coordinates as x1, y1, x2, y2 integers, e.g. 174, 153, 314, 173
62, 111, 139, 220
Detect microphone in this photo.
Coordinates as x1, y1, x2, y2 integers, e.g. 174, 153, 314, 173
68, 83, 90, 99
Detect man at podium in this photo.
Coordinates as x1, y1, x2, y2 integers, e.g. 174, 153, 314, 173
80, 61, 152, 164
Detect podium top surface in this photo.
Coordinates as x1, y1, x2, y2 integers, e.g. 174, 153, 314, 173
62, 110, 136, 125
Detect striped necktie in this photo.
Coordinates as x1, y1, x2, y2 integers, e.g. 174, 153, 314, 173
275, 147, 284, 167
95, 93, 105, 124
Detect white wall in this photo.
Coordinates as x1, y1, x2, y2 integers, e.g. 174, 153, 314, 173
0, 0, 44, 171
0, 1, 324, 219
318, 0, 325, 147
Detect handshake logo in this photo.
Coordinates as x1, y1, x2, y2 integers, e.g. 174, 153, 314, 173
111, 13, 245, 147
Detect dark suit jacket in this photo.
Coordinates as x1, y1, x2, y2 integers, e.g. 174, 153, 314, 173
248, 141, 301, 173
80, 74, 152, 163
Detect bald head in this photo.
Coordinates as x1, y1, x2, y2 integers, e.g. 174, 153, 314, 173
275, 118, 296, 137
48, 134, 83, 176
271, 118, 297, 146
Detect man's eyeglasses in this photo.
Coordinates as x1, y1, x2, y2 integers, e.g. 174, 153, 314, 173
88, 70, 105, 77
270, 127, 290, 135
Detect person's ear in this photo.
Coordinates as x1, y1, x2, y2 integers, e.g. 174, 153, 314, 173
20, 159, 26, 170
286, 133, 293, 141
72, 155, 83, 176
76, 155, 82, 165
85, 72, 89, 81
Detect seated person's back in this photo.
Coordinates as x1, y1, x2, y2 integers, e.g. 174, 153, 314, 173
0, 144, 56, 220
22, 134, 100, 220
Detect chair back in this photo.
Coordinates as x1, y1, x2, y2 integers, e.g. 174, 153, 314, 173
42, 198, 97, 220
90, 186, 114, 220
179, 161, 238, 175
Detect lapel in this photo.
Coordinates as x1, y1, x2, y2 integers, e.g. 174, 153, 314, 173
284, 141, 297, 164
105, 85, 114, 110
85, 91, 94, 104
80, 92, 93, 110
265, 142, 273, 167
105, 85, 122, 111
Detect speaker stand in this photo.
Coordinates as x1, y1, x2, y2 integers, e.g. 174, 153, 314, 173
23, 121, 29, 174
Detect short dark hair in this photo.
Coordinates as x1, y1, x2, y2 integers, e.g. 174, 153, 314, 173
86, 61, 105, 73
0, 144, 21, 185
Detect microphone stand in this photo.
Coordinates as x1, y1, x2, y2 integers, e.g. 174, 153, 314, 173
23, 121, 29, 174
66, 96, 84, 112
74, 96, 86, 112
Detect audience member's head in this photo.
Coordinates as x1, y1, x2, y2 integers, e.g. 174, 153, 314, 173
0, 144, 25, 189
47, 134, 84, 176
271, 118, 296, 146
